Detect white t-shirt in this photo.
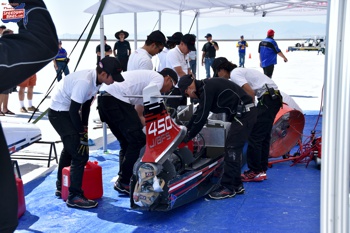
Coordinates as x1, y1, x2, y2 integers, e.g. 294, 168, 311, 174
166, 46, 189, 78
230, 68, 278, 98
127, 48, 153, 71
100, 70, 164, 105
50, 69, 100, 111
156, 47, 169, 72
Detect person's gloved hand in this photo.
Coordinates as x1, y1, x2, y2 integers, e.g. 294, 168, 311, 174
78, 131, 89, 156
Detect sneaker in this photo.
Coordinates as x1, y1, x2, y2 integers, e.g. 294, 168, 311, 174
20, 107, 28, 113
260, 171, 268, 180
235, 185, 245, 195
241, 170, 265, 182
55, 189, 61, 197
27, 106, 39, 111
66, 194, 98, 209
114, 181, 130, 195
208, 185, 236, 200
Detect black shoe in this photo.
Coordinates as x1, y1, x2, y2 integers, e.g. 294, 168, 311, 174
66, 194, 98, 209
235, 185, 245, 195
208, 185, 236, 200
55, 189, 61, 198
114, 181, 130, 195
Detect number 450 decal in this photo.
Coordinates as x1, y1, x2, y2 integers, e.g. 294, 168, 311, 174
148, 115, 173, 136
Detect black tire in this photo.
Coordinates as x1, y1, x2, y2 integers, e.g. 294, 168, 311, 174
296, 43, 301, 47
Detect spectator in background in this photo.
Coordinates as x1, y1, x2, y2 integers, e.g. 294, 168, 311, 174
237, 35, 248, 68
201, 33, 219, 78
188, 36, 197, 77
156, 32, 183, 72
96, 35, 112, 65
258, 29, 288, 78
127, 30, 166, 71
0, 25, 6, 37
18, 74, 39, 113
113, 30, 131, 71
53, 40, 70, 82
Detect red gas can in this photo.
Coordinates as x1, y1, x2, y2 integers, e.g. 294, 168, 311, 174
61, 161, 103, 201
16, 177, 26, 218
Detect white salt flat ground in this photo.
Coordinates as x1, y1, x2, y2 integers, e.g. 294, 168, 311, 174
1, 40, 325, 183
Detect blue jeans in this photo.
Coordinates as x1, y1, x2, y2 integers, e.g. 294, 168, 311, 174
205, 57, 215, 78
239, 53, 246, 67
189, 59, 197, 77
56, 61, 70, 82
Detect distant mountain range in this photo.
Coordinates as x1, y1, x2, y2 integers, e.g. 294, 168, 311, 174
60, 20, 326, 40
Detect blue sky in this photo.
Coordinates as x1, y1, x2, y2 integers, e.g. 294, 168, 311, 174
3, 1, 327, 38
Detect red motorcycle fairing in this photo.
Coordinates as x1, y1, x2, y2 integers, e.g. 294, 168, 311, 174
130, 86, 225, 211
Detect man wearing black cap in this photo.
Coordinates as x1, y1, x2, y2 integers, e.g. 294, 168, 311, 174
166, 34, 196, 107
258, 29, 288, 78
98, 68, 178, 194
166, 33, 196, 78
177, 75, 257, 200
156, 32, 183, 72
202, 33, 219, 78
48, 57, 124, 209
128, 30, 166, 71
113, 30, 131, 71
211, 57, 282, 182
96, 35, 112, 65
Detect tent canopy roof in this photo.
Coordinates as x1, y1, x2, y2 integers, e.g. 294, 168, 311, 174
84, 0, 327, 17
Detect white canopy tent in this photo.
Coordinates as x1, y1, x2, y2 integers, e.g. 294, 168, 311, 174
84, 1, 349, 232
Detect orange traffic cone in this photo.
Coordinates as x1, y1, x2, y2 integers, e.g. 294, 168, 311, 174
248, 53, 251, 59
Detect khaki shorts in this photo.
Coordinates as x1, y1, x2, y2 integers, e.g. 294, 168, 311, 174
18, 74, 37, 87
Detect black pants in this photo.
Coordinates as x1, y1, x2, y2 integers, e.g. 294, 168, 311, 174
0, 0, 58, 93
263, 64, 274, 78
98, 95, 146, 184
0, 1, 57, 231
48, 109, 88, 196
247, 94, 282, 172
117, 56, 129, 72
221, 108, 257, 191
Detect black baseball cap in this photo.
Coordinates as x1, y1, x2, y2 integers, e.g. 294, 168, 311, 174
99, 57, 124, 82
211, 57, 229, 77
182, 34, 196, 51
178, 74, 194, 94
147, 30, 166, 46
205, 33, 212, 38
0, 25, 6, 29
167, 32, 183, 45
159, 68, 178, 84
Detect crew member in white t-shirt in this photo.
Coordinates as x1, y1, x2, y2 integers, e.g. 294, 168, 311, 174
127, 30, 166, 71
212, 57, 283, 182
97, 68, 178, 194
166, 34, 196, 106
156, 32, 183, 72
48, 57, 123, 209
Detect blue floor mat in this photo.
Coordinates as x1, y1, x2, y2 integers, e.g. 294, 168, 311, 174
16, 114, 322, 233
